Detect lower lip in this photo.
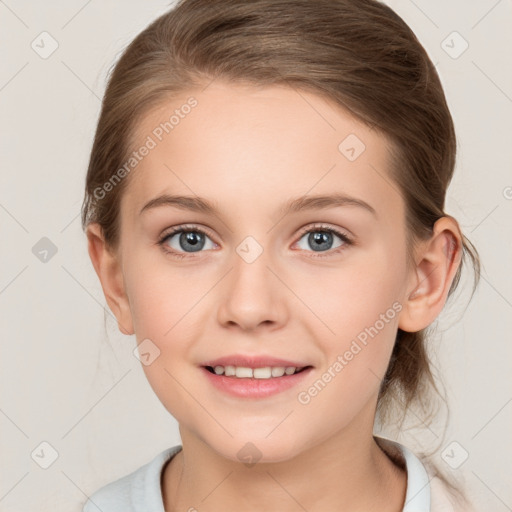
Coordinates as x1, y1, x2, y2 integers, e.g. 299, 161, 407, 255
201, 367, 313, 398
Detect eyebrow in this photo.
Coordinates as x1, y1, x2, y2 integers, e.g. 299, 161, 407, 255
139, 193, 377, 218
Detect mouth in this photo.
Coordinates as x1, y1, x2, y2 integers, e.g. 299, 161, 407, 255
200, 362, 314, 399
203, 365, 312, 379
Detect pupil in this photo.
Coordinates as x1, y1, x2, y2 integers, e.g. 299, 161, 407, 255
180, 231, 204, 252
186, 233, 199, 245
310, 231, 332, 251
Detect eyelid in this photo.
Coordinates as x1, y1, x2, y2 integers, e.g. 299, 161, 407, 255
157, 222, 354, 258
296, 222, 353, 240
159, 223, 352, 242
159, 223, 217, 242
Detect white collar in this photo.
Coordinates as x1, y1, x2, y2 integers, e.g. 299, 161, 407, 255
147, 439, 430, 511
97, 439, 431, 512
375, 436, 431, 511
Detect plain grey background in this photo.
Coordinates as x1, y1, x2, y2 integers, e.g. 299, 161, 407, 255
1, 1, 511, 510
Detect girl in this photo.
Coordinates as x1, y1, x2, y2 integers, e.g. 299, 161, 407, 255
81, 0, 481, 510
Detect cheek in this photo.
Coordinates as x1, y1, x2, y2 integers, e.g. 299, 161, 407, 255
294, 246, 404, 404
124, 255, 213, 386
293, 241, 405, 340
295, 303, 400, 435
126, 264, 206, 422
125, 254, 210, 338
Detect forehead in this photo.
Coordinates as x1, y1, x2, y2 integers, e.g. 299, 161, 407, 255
122, 81, 402, 224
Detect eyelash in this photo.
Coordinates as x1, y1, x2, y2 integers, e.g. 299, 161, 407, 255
157, 223, 354, 260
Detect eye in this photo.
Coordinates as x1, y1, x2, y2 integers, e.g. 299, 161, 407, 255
157, 223, 354, 260
294, 224, 353, 257
157, 225, 217, 258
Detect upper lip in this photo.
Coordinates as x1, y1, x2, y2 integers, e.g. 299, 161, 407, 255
201, 354, 312, 369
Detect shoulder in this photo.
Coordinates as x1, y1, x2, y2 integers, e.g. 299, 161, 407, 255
82, 445, 182, 512
423, 460, 478, 512
375, 436, 477, 512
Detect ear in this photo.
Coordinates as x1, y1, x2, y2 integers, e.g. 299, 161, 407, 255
398, 216, 463, 333
86, 223, 134, 336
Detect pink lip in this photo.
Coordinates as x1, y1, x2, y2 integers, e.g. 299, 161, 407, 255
201, 354, 311, 369
201, 366, 314, 399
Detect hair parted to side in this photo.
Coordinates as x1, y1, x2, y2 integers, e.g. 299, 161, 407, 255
81, 0, 481, 497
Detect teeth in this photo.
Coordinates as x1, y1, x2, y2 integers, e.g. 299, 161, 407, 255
235, 367, 253, 378
253, 367, 272, 379
271, 367, 286, 377
208, 365, 303, 379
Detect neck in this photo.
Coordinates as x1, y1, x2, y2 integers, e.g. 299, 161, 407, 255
162, 413, 406, 511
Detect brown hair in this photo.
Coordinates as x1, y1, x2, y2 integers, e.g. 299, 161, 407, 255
81, 0, 480, 501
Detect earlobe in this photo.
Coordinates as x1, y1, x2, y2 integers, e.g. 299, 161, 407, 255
86, 223, 134, 336
398, 217, 462, 333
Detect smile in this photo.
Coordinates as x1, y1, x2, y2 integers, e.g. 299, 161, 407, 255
201, 365, 314, 399
204, 365, 309, 379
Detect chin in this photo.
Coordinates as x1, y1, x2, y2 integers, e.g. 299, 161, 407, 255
204, 431, 309, 466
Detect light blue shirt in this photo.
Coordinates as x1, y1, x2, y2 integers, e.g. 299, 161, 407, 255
82, 438, 434, 512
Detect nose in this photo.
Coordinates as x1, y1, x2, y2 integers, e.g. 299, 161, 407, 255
217, 244, 288, 332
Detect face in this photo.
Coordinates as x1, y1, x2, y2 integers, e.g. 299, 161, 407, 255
116, 81, 412, 462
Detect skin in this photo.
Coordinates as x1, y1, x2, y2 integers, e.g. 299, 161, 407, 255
87, 81, 462, 511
